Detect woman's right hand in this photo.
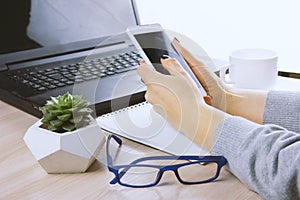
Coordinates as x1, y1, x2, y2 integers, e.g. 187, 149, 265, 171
173, 39, 268, 124
172, 39, 231, 112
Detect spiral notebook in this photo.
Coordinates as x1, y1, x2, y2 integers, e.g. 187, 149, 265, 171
96, 102, 207, 155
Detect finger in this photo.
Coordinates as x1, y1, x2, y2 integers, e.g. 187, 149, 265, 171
172, 38, 205, 69
160, 56, 187, 76
137, 63, 163, 84
172, 39, 210, 92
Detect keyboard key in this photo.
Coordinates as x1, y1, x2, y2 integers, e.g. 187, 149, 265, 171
41, 82, 50, 87
69, 64, 77, 68
116, 66, 124, 70
70, 70, 78, 74
59, 78, 68, 82
66, 81, 74, 85
75, 75, 83, 79
108, 67, 115, 71
90, 68, 99, 72
79, 70, 90, 74
67, 76, 76, 81
75, 79, 84, 83
37, 87, 47, 92
29, 72, 37, 75
45, 78, 53, 82
91, 71, 100, 75
115, 66, 138, 74
56, 82, 66, 87
48, 73, 65, 80
20, 79, 29, 84
35, 80, 44, 84
100, 73, 107, 77
52, 80, 59, 84
47, 85, 57, 89
82, 73, 92, 77
83, 75, 98, 81
39, 76, 47, 80
106, 71, 115, 76
32, 84, 40, 89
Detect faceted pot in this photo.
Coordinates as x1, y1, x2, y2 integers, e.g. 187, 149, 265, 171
23, 118, 105, 173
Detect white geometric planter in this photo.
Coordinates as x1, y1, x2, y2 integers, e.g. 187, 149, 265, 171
24, 119, 105, 174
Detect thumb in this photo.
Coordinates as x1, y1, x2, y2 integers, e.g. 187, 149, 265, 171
137, 63, 163, 84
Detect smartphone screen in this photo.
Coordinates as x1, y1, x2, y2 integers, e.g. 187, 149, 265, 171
133, 31, 205, 94
133, 31, 179, 74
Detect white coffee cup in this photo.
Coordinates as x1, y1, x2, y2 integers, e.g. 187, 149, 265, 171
220, 48, 278, 90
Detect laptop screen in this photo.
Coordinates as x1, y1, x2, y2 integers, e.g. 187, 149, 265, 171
0, 0, 140, 55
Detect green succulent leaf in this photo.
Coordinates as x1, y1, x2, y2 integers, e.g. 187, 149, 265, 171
77, 108, 93, 115
70, 115, 83, 124
62, 122, 76, 132
49, 109, 63, 116
57, 113, 71, 121
50, 119, 64, 127
41, 117, 50, 124
50, 96, 58, 105
48, 125, 59, 132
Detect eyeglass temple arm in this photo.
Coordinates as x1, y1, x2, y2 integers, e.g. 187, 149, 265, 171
106, 134, 122, 166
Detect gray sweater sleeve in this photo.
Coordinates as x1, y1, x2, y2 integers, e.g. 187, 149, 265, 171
263, 91, 300, 132
212, 91, 300, 200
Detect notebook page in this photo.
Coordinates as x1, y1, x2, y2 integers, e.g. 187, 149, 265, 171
97, 102, 208, 155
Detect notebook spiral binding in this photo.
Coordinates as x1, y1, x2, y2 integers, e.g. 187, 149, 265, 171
101, 101, 149, 118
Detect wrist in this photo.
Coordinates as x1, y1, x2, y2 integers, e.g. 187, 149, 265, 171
195, 104, 230, 152
224, 87, 267, 124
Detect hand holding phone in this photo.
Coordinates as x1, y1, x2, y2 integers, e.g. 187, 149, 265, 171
126, 24, 206, 96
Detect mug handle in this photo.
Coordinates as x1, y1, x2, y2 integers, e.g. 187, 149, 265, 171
219, 65, 235, 84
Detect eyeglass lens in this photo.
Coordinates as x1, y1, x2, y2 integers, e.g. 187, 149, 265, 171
177, 162, 218, 182
118, 161, 218, 186
119, 166, 160, 186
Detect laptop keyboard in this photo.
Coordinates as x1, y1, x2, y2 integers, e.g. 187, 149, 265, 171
8, 50, 142, 92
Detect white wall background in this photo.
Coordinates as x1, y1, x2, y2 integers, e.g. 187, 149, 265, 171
136, 0, 300, 72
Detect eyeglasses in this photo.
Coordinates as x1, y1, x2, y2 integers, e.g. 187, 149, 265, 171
106, 134, 227, 188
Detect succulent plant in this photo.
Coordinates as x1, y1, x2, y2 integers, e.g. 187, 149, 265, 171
39, 92, 93, 133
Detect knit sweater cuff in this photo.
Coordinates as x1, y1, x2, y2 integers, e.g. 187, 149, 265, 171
211, 117, 259, 161
263, 91, 300, 133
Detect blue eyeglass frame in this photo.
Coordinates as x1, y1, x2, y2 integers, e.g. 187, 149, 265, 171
106, 134, 227, 188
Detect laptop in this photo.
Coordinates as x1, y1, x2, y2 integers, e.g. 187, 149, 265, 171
0, 0, 146, 117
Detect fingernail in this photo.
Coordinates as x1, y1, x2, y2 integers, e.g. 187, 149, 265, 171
173, 37, 180, 43
139, 60, 146, 65
161, 55, 171, 60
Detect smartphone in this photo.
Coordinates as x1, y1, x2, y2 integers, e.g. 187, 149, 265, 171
126, 24, 206, 96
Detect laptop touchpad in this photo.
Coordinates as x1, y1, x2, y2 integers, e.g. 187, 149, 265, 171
93, 70, 146, 103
